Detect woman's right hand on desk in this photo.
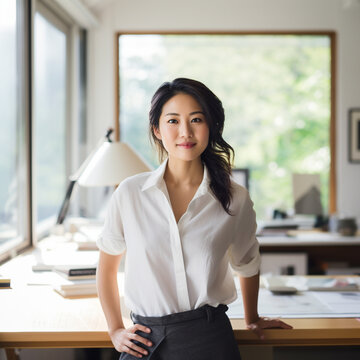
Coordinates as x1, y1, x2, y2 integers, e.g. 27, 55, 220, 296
247, 317, 293, 340
109, 325, 153, 358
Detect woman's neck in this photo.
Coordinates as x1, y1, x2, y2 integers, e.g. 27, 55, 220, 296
164, 157, 204, 187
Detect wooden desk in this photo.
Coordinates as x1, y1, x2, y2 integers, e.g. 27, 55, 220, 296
1, 286, 359, 349
1, 247, 360, 360
259, 235, 360, 274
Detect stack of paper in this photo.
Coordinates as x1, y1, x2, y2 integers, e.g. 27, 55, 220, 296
32, 249, 99, 271
30, 248, 99, 297
53, 276, 97, 297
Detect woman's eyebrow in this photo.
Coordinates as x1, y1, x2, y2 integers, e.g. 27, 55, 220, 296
165, 111, 205, 116
190, 111, 205, 115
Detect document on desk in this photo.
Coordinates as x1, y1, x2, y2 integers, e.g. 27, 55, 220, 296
262, 275, 360, 292
227, 288, 360, 318
32, 248, 99, 271
312, 291, 360, 314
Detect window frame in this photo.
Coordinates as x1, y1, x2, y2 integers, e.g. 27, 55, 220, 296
32, 0, 85, 244
114, 31, 337, 215
32, 1, 72, 240
0, 0, 85, 263
0, 0, 31, 263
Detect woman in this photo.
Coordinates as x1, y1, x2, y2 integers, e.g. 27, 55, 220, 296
96, 78, 292, 360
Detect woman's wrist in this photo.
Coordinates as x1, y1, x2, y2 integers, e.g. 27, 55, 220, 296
108, 325, 125, 336
245, 314, 261, 326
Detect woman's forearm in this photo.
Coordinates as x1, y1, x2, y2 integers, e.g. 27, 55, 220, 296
238, 272, 260, 325
96, 251, 125, 333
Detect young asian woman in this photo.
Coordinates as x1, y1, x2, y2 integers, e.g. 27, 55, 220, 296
96, 78, 292, 360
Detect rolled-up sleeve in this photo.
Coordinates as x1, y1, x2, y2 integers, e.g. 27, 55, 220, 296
96, 189, 126, 255
228, 189, 261, 277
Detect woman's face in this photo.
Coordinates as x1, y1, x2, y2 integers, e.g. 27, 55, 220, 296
154, 93, 210, 163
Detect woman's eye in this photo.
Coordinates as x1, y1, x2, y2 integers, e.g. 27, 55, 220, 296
191, 117, 202, 123
168, 119, 178, 124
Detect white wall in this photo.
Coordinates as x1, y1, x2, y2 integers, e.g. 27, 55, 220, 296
87, 0, 360, 224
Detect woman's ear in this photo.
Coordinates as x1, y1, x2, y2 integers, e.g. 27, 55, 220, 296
153, 126, 162, 140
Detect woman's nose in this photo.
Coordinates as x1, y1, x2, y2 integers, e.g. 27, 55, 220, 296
179, 121, 193, 137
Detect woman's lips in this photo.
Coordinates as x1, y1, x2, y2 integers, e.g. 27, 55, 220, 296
177, 142, 196, 149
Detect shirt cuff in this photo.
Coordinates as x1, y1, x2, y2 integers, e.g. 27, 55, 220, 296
230, 251, 261, 277
96, 233, 126, 255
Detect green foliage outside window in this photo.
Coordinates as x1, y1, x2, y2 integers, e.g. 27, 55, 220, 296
119, 34, 330, 219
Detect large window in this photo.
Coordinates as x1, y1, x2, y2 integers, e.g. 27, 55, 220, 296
34, 5, 69, 233
0, 0, 30, 260
118, 34, 333, 219
0, 0, 86, 261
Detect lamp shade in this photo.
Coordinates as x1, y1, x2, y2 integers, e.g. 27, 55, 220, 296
77, 142, 151, 186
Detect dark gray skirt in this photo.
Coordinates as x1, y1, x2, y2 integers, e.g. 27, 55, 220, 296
119, 304, 241, 360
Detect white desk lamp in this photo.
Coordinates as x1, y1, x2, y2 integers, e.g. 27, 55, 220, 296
56, 129, 151, 226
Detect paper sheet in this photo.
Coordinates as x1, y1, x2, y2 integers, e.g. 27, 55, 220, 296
312, 291, 360, 314
227, 288, 360, 318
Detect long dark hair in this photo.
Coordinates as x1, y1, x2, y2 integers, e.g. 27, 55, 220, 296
149, 78, 234, 214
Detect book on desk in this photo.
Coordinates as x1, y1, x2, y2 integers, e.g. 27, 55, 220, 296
54, 264, 96, 280
53, 276, 97, 297
0, 274, 11, 289
30, 246, 99, 297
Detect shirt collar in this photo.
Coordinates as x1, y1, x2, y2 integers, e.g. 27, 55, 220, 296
141, 158, 216, 201
141, 158, 169, 192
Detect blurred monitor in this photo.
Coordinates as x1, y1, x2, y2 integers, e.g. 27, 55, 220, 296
292, 173, 323, 215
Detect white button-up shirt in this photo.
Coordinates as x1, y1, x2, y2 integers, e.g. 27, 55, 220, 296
97, 159, 260, 317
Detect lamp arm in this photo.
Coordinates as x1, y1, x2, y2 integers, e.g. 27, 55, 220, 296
56, 180, 77, 225
55, 128, 114, 225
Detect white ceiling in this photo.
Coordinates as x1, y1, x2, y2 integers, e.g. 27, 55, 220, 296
81, 0, 117, 13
